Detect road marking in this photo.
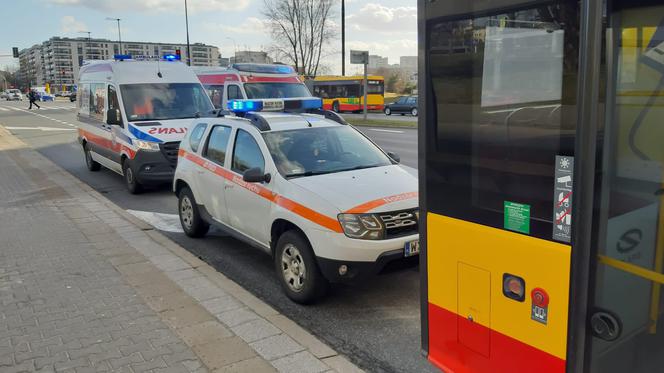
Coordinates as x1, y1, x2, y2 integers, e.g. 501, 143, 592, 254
7, 106, 76, 127
126, 210, 184, 233
0, 107, 9, 111
367, 128, 405, 134
4, 126, 76, 132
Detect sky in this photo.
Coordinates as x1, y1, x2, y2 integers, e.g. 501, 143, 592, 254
0, 0, 417, 75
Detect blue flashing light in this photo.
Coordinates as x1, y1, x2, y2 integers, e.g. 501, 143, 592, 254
163, 54, 180, 61
231, 63, 295, 74
114, 54, 132, 61
300, 98, 323, 110
228, 100, 264, 113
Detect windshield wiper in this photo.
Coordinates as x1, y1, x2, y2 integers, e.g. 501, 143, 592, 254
285, 170, 336, 179
336, 163, 384, 173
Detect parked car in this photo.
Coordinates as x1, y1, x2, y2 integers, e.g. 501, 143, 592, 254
384, 95, 418, 116
174, 98, 419, 304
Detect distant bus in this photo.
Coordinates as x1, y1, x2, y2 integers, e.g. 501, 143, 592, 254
309, 76, 385, 113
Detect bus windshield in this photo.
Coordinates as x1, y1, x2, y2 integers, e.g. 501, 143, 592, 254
263, 126, 392, 178
120, 83, 213, 121
244, 82, 311, 99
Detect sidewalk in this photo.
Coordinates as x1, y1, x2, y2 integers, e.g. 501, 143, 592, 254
0, 127, 362, 373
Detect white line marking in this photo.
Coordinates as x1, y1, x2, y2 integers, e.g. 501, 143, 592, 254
126, 210, 184, 233
367, 128, 405, 134
0, 107, 9, 111
4, 126, 76, 131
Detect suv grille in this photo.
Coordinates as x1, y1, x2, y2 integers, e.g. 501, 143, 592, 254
379, 208, 419, 239
159, 141, 180, 168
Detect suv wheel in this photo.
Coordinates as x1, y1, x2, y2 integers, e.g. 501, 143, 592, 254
384, 107, 392, 115
122, 160, 143, 194
84, 143, 101, 171
275, 230, 328, 304
411, 108, 418, 116
178, 186, 209, 237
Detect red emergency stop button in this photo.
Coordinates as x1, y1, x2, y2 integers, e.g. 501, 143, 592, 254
531, 288, 549, 307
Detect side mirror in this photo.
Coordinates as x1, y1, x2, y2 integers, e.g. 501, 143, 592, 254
107, 108, 122, 125
387, 151, 401, 164
243, 167, 271, 183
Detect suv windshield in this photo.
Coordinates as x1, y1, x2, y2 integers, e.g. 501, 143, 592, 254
263, 126, 393, 178
244, 83, 311, 99
120, 83, 213, 121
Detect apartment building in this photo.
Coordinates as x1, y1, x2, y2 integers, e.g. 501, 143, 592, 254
18, 37, 222, 90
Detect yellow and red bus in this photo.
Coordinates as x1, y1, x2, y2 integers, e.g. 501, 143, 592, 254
309, 75, 384, 112
420, 0, 664, 372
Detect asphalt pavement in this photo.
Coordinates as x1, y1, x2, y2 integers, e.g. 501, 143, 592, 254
0, 100, 431, 373
342, 112, 418, 123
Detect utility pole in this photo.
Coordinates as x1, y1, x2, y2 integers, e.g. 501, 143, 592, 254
184, 0, 191, 66
106, 18, 122, 54
341, 0, 345, 76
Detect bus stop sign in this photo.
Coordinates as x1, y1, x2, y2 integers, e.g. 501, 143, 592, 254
350, 50, 368, 65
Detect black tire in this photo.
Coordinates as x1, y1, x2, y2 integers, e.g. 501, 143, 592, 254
122, 159, 143, 194
384, 107, 392, 115
275, 230, 328, 304
332, 101, 340, 113
83, 143, 101, 171
400, 113, 405, 116
178, 186, 209, 238
411, 108, 418, 116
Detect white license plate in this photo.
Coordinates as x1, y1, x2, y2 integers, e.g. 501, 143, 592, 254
262, 99, 285, 111
404, 240, 420, 257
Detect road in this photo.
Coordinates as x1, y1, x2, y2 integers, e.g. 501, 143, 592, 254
0, 100, 430, 373
343, 112, 418, 123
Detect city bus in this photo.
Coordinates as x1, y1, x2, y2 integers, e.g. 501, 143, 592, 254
309, 75, 385, 112
419, 0, 664, 372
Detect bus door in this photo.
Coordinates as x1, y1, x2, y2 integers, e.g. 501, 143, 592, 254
420, 0, 581, 372
585, 1, 664, 372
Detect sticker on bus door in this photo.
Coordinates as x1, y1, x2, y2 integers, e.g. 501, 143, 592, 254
553, 155, 574, 242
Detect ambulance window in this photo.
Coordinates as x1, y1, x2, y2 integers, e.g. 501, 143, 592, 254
232, 130, 265, 174
228, 85, 243, 100
425, 1, 579, 240
108, 86, 123, 127
189, 123, 207, 153
90, 83, 106, 122
204, 125, 232, 166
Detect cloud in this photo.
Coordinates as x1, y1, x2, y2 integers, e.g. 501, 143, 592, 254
203, 17, 267, 35
60, 15, 88, 33
346, 3, 416, 35
48, 0, 250, 13
346, 39, 417, 65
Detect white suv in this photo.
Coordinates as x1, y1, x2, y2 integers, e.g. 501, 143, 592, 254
173, 99, 419, 303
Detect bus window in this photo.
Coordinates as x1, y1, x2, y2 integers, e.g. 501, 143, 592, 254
426, 1, 579, 240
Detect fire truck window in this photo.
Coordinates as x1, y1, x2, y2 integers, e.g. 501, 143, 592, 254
425, 1, 579, 240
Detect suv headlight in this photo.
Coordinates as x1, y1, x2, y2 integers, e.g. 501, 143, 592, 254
134, 140, 161, 151
338, 213, 385, 240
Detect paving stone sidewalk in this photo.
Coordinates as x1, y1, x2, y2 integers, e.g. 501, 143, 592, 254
0, 127, 363, 373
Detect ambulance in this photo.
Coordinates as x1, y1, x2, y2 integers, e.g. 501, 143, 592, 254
76, 55, 215, 193
193, 63, 312, 110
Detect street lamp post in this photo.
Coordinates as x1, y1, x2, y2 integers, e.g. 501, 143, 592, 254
226, 37, 237, 63
106, 17, 122, 54
184, 0, 191, 66
78, 31, 91, 60
341, 0, 345, 76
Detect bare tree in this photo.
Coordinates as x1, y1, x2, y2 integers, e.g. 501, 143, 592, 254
262, 0, 335, 77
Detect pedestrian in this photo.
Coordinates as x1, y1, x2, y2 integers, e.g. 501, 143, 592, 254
28, 89, 40, 110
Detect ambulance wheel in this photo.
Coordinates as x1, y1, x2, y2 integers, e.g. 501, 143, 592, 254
178, 187, 209, 237
84, 143, 101, 171
122, 160, 143, 194
275, 230, 328, 304
332, 101, 340, 113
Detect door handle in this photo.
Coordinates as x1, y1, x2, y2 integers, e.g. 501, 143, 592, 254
590, 309, 622, 341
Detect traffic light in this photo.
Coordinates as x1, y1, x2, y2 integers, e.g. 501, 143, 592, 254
12, 47, 19, 58
175, 48, 182, 61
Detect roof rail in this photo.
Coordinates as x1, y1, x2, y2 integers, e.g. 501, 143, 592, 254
306, 109, 349, 125
243, 113, 271, 131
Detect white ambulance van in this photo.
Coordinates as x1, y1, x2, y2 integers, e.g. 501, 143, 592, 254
193, 64, 312, 110
77, 56, 215, 193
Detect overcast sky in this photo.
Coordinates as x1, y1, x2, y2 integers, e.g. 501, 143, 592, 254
1, 0, 416, 74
